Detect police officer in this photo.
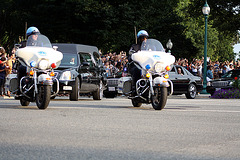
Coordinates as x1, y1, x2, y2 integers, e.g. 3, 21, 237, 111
21, 27, 40, 48
128, 30, 149, 96
15, 27, 40, 98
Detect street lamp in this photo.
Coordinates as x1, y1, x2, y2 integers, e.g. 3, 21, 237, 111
201, 1, 210, 94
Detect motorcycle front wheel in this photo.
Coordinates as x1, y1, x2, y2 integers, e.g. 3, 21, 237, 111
131, 98, 142, 107
151, 87, 167, 110
36, 85, 51, 110
20, 98, 30, 106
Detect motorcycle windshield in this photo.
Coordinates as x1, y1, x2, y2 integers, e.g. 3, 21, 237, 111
141, 39, 165, 52
26, 34, 52, 48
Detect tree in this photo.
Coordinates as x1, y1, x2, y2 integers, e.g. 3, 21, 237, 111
176, 0, 238, 61
1, 0, 237, 61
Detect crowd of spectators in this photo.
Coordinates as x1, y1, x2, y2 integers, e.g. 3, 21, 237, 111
100, 50, 129, 78
175, 58, 240, 80
0, 46, 16, 97
100, 50, 240, 82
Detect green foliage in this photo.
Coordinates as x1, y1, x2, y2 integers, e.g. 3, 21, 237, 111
232, 78, 240, 89
175, 0, 237, 61
186, 0, 239, 61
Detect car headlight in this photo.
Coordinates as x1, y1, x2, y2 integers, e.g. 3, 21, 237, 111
154, 63, 165, 73
59, 71, 71, 80
38, 60, 49, 70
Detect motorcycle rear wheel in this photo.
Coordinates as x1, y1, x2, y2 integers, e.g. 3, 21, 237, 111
70, 77, 79, 101
151, 87, 167, 110
36, 85, 51, 110
93, 81, 103, 100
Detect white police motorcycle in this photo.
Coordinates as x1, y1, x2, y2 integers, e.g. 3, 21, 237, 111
10, 34, 63, 109
118, 39, 175, 110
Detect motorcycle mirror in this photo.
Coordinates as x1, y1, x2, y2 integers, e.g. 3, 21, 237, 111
166, 39, 173, 53
53, 46, 58, 50
166, 39, 173, 49
14, 44, 21, 49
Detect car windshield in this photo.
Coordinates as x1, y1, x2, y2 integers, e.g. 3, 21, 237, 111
141, 39, 165, 52
222, 70, 240, 78
59, 53, 78, 67
26, 34, 52, 48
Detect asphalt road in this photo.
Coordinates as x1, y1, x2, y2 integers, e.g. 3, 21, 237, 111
0, 95, 240, 160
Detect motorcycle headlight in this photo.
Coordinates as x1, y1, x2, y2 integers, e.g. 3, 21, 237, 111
38, 60, 49, 70
154, 63, 165, 73
59, 71, 71, 80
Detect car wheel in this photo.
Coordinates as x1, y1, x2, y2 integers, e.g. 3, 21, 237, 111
103, 90, 117, 98
104, 92, 116, 98
93, 81, 103, 100
185, 83, 197, 99
70, 77, 79, 101
206, 86, 215, 96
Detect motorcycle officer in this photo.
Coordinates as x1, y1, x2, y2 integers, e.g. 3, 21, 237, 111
128, 30, 149, 96
15, 27, 40, 98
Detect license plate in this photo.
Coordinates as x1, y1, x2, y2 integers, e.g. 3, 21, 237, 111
108, 87, 115, 91
63, 86, 72, 90
215, 88, 221, 91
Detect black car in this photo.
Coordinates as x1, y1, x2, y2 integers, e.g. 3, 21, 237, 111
168, 65, 203, 99
206, 69, 240, 96
52, 43, 107, 101
103, 71, 123, 98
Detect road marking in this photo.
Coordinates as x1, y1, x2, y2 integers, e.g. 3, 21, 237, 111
50, 106, 240, 113
166, 109, 240, 113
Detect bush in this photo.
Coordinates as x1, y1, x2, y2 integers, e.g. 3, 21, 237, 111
232, 77, 240, 89
210, 77, 240, 99
210, 88, 240, 99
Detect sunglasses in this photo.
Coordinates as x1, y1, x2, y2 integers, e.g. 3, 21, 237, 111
140, 36, 147, 39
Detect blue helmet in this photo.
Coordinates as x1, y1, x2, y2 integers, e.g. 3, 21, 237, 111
137, 30, 149, 38
26, 27, 40, 36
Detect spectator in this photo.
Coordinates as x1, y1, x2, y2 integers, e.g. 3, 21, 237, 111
222, 65, 228, 75
0, 57, 7, 96
104, 61, 111, 77
206, 65, 213, 82
191, 60, 198, 76
5, 53, 15, 97
213, 61, 220, 79
218, 63, 224, 78
0, 47, 6, 57
236, 61, 240, 69
229, 63, 234, 70
177, 67, 183, 75
195, 61, 202, 77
